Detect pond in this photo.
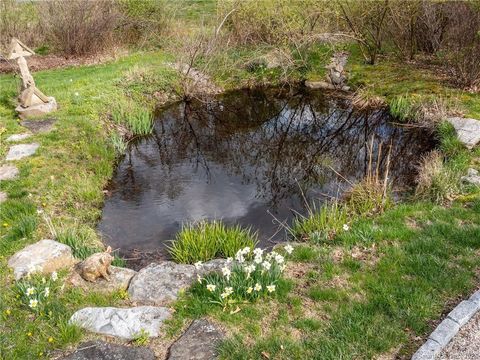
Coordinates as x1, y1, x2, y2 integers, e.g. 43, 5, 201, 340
98, 87, 435, 262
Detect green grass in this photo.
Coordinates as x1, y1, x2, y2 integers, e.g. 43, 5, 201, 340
168, 220, 258, 263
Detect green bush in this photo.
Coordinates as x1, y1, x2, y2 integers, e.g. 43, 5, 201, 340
168, 220, 258, 263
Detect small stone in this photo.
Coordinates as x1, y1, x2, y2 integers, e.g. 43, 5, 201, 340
59, 341, 155, 360
128, 262, 196, 305
67, 266, 136, 293
447, 300, 479, 326
69, 306, 171, 339
167, 319, 224, 360
20, 118, 56, 133
446, 117, 480, 149
6, 143, 39, 161
8, 239, 75, 280
0, 191, 7, 203
6, 133, 32, 142
429, 318, 460, 347
461, 168, 480, 186
198, 259, 231, 275
411, 339, 442, 360
16, 97, 57, 119
0, 164, 19, 181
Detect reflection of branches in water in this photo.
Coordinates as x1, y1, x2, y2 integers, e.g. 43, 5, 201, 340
116, 89, 435, 207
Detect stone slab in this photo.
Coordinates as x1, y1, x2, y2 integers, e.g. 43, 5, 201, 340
411, 339, 442, 360
69, 306, 171, 340
59, 341, 155, 360
469, 290, 480, 306
447, 300, 479, 326
6, 133, 32, 142
67, 266, 136, 293
20, 118, 56, 133
8, 239, 75, 280
6, 143, 39, 161
16, 97, 57, 119
446, 117, 480, 149
168, 319, 224, 360
0, 164, 19, 181
429, 318, 460, 347
461, 168, 480, 186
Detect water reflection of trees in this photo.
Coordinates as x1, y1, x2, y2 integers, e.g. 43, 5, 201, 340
120, 88, 435, 207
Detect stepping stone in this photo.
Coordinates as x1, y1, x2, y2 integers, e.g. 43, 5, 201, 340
67, 266, 137, 293
128, 262, 196, 305
0, 191, 6, 203
8, 239, 75, 280
59, 341, 155, 360
167, 319, 224, 360
6, 133, 32, 142
20, 118, 56, 133
0, 165, 19, 181
447, 117, 480, 149
128, 259, 230, 305
69, 306, 171, 340
6, 143, 39, 161
462, 168, 480, 186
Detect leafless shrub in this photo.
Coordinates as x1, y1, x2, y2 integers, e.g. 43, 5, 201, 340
338, 0, 389, 65
39, 0, 121, 57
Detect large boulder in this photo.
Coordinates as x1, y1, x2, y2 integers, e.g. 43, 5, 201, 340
128, 259, 231, 305
16, 97, 57, 119
6, 143, 39, 161
128, 262, 196, 305
8, 239, 75, 280
67, 266, 136, 293
167, 319, 224, 360
59, 341, 155, 360
69, 306, 171, 340
446, 117, 480, 149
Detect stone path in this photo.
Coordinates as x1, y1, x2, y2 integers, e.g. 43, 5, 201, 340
20, 118, 56, 133
167, 319, 224, 360
0, 164, 19, 181
6, 133, 32, 142
59, 341, 155, 360
6, 143, 40, 161
69, 306, 172, 340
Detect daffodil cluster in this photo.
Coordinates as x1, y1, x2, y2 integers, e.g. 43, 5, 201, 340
195, 244, 294, 307
15, 272, 59, 314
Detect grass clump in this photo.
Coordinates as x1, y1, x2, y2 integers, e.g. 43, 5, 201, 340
415, 150, 462, 204
111, 105, 154, 137
168, 220, 258, 264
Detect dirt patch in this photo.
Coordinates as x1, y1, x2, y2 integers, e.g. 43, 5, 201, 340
0, 52, 123, 74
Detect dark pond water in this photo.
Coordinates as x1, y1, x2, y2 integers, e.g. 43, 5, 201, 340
98, 87, 435, 258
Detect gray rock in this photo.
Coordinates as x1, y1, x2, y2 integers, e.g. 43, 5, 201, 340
16, 97, 57, 119
446, 117, 480, 149
168, 319, 224, 360
461, 168, 480, 186
447, 300, 479, 326
305, 80, 349, 91
69, 306, 171, 339
8, 239, 75, 280
411, 339, 442, 360
469, 290, 480, 306
20, 118, 56, 133
429, 318, 460, 347
6, 133, 32, 142
6, 143, 39, 161
0, 164, 19, 181
59, 341, 155, 360
0, 191, 6, 203
128, 262, 196, 305
67, 266, 136, 293
198, 259, 230, 275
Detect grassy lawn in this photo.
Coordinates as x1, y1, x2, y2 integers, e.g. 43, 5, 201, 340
0, 43, 479, 359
